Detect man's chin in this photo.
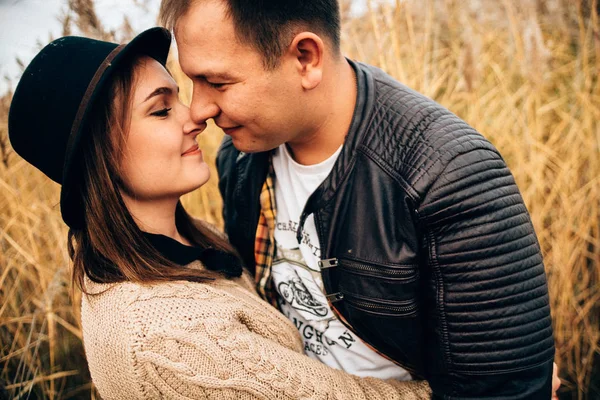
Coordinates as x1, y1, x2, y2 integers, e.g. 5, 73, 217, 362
230, 136, 278, 154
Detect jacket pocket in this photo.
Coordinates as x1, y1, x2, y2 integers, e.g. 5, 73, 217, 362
339, 257, 418, 282
341, 291, 418, 317
336, 255, 420, 316
331, 257, 424, 374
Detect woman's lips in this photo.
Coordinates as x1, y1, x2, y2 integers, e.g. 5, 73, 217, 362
182, 144, 201, 156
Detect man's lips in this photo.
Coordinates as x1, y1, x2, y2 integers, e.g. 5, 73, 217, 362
182, 143, 201, 156
221, 126, 241, 135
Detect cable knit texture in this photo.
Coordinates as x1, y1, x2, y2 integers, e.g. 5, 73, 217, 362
81, 262, 431, 399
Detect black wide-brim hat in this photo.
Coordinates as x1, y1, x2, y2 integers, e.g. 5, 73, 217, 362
9, 27, 171, 229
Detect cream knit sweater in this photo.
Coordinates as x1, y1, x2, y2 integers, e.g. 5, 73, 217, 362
81, 261, 431, 399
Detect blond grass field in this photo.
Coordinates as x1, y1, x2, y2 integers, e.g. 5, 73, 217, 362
1, 0, 599, 398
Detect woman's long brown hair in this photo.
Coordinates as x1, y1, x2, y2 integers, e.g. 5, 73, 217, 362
68, 54, 241, 293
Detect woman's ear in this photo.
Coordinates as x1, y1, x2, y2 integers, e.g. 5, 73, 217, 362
288, 32, 324, 90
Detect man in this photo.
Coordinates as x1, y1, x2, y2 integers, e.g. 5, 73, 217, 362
159, 0, 557, 398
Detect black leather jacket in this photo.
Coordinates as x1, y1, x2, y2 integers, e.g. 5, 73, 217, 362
217, 60, 555, 399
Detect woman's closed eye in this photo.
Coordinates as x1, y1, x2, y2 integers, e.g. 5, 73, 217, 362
150, 107, 172, 118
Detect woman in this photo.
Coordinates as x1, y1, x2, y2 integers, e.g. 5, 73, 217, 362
8, 27, 431, 399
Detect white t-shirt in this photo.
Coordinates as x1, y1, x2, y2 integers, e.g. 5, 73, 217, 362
271, 143, 411, 380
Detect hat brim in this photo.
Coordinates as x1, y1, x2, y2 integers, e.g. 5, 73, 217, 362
60, 27, 172, 229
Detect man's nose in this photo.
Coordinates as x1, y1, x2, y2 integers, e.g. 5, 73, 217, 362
189, 84, 220, 124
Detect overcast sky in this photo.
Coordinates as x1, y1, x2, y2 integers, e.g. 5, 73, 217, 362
0, 0, 373, 95
0, 0, 165, 94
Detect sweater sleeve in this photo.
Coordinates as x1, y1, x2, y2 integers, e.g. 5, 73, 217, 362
129, 290, 432, 400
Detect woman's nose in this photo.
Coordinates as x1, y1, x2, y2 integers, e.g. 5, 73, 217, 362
182, 105, 207, 136
183, 117, 207, 137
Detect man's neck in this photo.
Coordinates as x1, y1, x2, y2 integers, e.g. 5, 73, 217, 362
286, 59, 357, 166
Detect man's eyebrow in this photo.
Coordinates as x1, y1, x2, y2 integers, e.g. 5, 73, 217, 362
195, 71, 235, 81
143, 86, 180, 103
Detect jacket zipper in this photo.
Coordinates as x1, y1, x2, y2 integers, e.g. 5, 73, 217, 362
339, 258, 417, 281
341, 292, 419, 315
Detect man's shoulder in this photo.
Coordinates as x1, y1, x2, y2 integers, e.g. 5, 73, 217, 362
358, 61, 436, 104
359, 61, 478, 144
357, 61, 501, 192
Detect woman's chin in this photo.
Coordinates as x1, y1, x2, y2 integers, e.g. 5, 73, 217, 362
184, 166, 211, 193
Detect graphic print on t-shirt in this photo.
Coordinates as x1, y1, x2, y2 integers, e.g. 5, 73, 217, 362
276, 219, 321, 258
273, 246, 333, 322
273, 243, 361, 359
277, 270, 329, 317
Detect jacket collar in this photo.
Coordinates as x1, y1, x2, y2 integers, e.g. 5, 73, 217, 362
297, 59, 375, 236
317, 59, 373, 199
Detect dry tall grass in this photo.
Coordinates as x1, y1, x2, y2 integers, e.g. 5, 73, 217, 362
340, 1, 599, 397
1, 0, 598, 398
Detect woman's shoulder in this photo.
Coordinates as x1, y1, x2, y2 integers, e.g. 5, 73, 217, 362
81, 277, 248, 394
82, 275, 239, 310
82, 273, 286, 353
81, 272, 263, 331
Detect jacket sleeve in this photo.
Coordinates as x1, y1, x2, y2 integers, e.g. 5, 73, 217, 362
417, 140, 555, 399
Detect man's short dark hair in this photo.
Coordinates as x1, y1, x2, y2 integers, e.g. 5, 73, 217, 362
160, 0, 341, 69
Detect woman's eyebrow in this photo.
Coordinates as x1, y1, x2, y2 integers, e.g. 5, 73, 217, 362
142, 85, 179, 103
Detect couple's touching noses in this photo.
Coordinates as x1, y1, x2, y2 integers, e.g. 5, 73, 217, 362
8, 0, 560, 399
170, 0, 357, 165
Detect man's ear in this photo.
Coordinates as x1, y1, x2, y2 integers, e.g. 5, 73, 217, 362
288, 32, 324, 90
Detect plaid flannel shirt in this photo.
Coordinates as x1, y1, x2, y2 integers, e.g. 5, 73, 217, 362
254, 159, 278, 307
